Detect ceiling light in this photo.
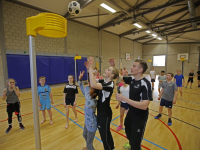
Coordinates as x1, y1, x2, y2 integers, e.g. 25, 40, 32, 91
100, 3, 116, 13
157, 37, 162, 40
152, 34, 157, 37
146, 30, 151, 33
133, 23, 142, 28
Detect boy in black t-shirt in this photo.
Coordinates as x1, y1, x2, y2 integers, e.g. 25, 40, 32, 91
185, 69, 195, 89
111, 59, 152, 150
197, 68, 200, 87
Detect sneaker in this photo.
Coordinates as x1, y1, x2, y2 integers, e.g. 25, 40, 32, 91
190, 87, 192, 89
155, 114, 162, 119
116, 125, 122, 131
5, 126, 12, 134
19, 124, 25, 130
167, 118, 172, 126
198, 85, 200, 87
185, 86, 187, 88
123, 142, 131, 149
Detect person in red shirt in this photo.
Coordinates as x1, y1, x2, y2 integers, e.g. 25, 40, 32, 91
123, 67, 128, 76
95, 70, 103, 79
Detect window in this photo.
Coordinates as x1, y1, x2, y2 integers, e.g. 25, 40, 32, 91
153, 55, 165, 66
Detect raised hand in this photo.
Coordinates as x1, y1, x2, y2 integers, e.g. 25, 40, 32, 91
79, 71, 85, 81
84, 61, 89, 70
108, 57, 115, 67
88, 56, 94, 68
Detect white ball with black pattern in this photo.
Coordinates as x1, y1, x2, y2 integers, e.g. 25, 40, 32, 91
68, 1, 81, 16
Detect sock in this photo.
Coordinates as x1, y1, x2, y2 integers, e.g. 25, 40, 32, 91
168, 118, 172, 123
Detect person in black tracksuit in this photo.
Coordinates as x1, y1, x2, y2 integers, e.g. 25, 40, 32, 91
114, 59, 153, 150
85, 56, 119, 150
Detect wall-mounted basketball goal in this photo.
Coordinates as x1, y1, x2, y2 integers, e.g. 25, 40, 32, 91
177, 53, 189, 74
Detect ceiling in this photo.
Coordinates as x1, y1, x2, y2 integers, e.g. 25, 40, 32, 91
8, 0, 200, 44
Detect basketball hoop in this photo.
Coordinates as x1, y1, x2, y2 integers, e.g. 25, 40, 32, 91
180, 58, 185, 61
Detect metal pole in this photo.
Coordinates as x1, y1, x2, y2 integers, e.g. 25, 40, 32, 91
0, 0, 8, 87
75, 59, 77, 85
98, 8, 101, 73
29, 35, 41, 150
182, 61, 184, 75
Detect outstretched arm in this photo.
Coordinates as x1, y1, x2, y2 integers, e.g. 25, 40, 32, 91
86, 57, 103, 90
78, 71, 86, 96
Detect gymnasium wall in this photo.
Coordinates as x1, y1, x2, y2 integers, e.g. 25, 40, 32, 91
133, 41, 143, 60
0, 45, 4, 92
143, 44, 200, 76
121, 38, 134, 74
0, 0, 143, 91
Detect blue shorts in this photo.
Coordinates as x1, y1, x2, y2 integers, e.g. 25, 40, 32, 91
160, 98, 173, 109
40, 102, 51, 110
176, 82, 182, 87
121, 102, 129, 110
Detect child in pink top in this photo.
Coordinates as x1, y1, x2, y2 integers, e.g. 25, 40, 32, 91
95, 70, 103, 79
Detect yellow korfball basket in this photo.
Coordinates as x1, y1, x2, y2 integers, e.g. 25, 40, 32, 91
26, 13, 67, 38
180, 58, 185, 61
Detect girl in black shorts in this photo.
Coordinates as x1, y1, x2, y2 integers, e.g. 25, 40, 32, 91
63, 75, 78, 129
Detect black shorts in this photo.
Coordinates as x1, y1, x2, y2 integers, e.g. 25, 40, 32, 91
151, 79, 155, 82
7, 102, 20, 114
160, 98, 173, 109
188, 78, 193, 83
65, 98, 75, 106
121, 102, 129, 110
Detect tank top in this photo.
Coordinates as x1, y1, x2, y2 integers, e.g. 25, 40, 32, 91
6, 87, 19, 104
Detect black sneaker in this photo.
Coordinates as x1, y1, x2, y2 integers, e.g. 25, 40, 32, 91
168, 118, 172, 126
5, 126, 12, 134
155, 114, 162, 119
19, 124, 25, 130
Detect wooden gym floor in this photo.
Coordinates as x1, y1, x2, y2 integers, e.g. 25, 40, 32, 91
0, 75, 199, 150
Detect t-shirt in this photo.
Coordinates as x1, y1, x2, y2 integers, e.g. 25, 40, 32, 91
174, 74, 184, 84
6, 87, 19, 104
38, 85, 51, 103
162, 81, 177, 102
158, 75, 166, 82
97, 79, 114, 115
123, 70, 128, 76
95, 76, 103, 79
150, 70, 156, 79
189, 72, 194, 78
63, 84, 78, 99
119, 85, 129, 103
123, 76, 153, 120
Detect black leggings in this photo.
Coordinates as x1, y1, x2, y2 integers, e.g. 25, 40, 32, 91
7, 102, 22, 124
97, 113, 114, 150
124, 111, 148, 150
